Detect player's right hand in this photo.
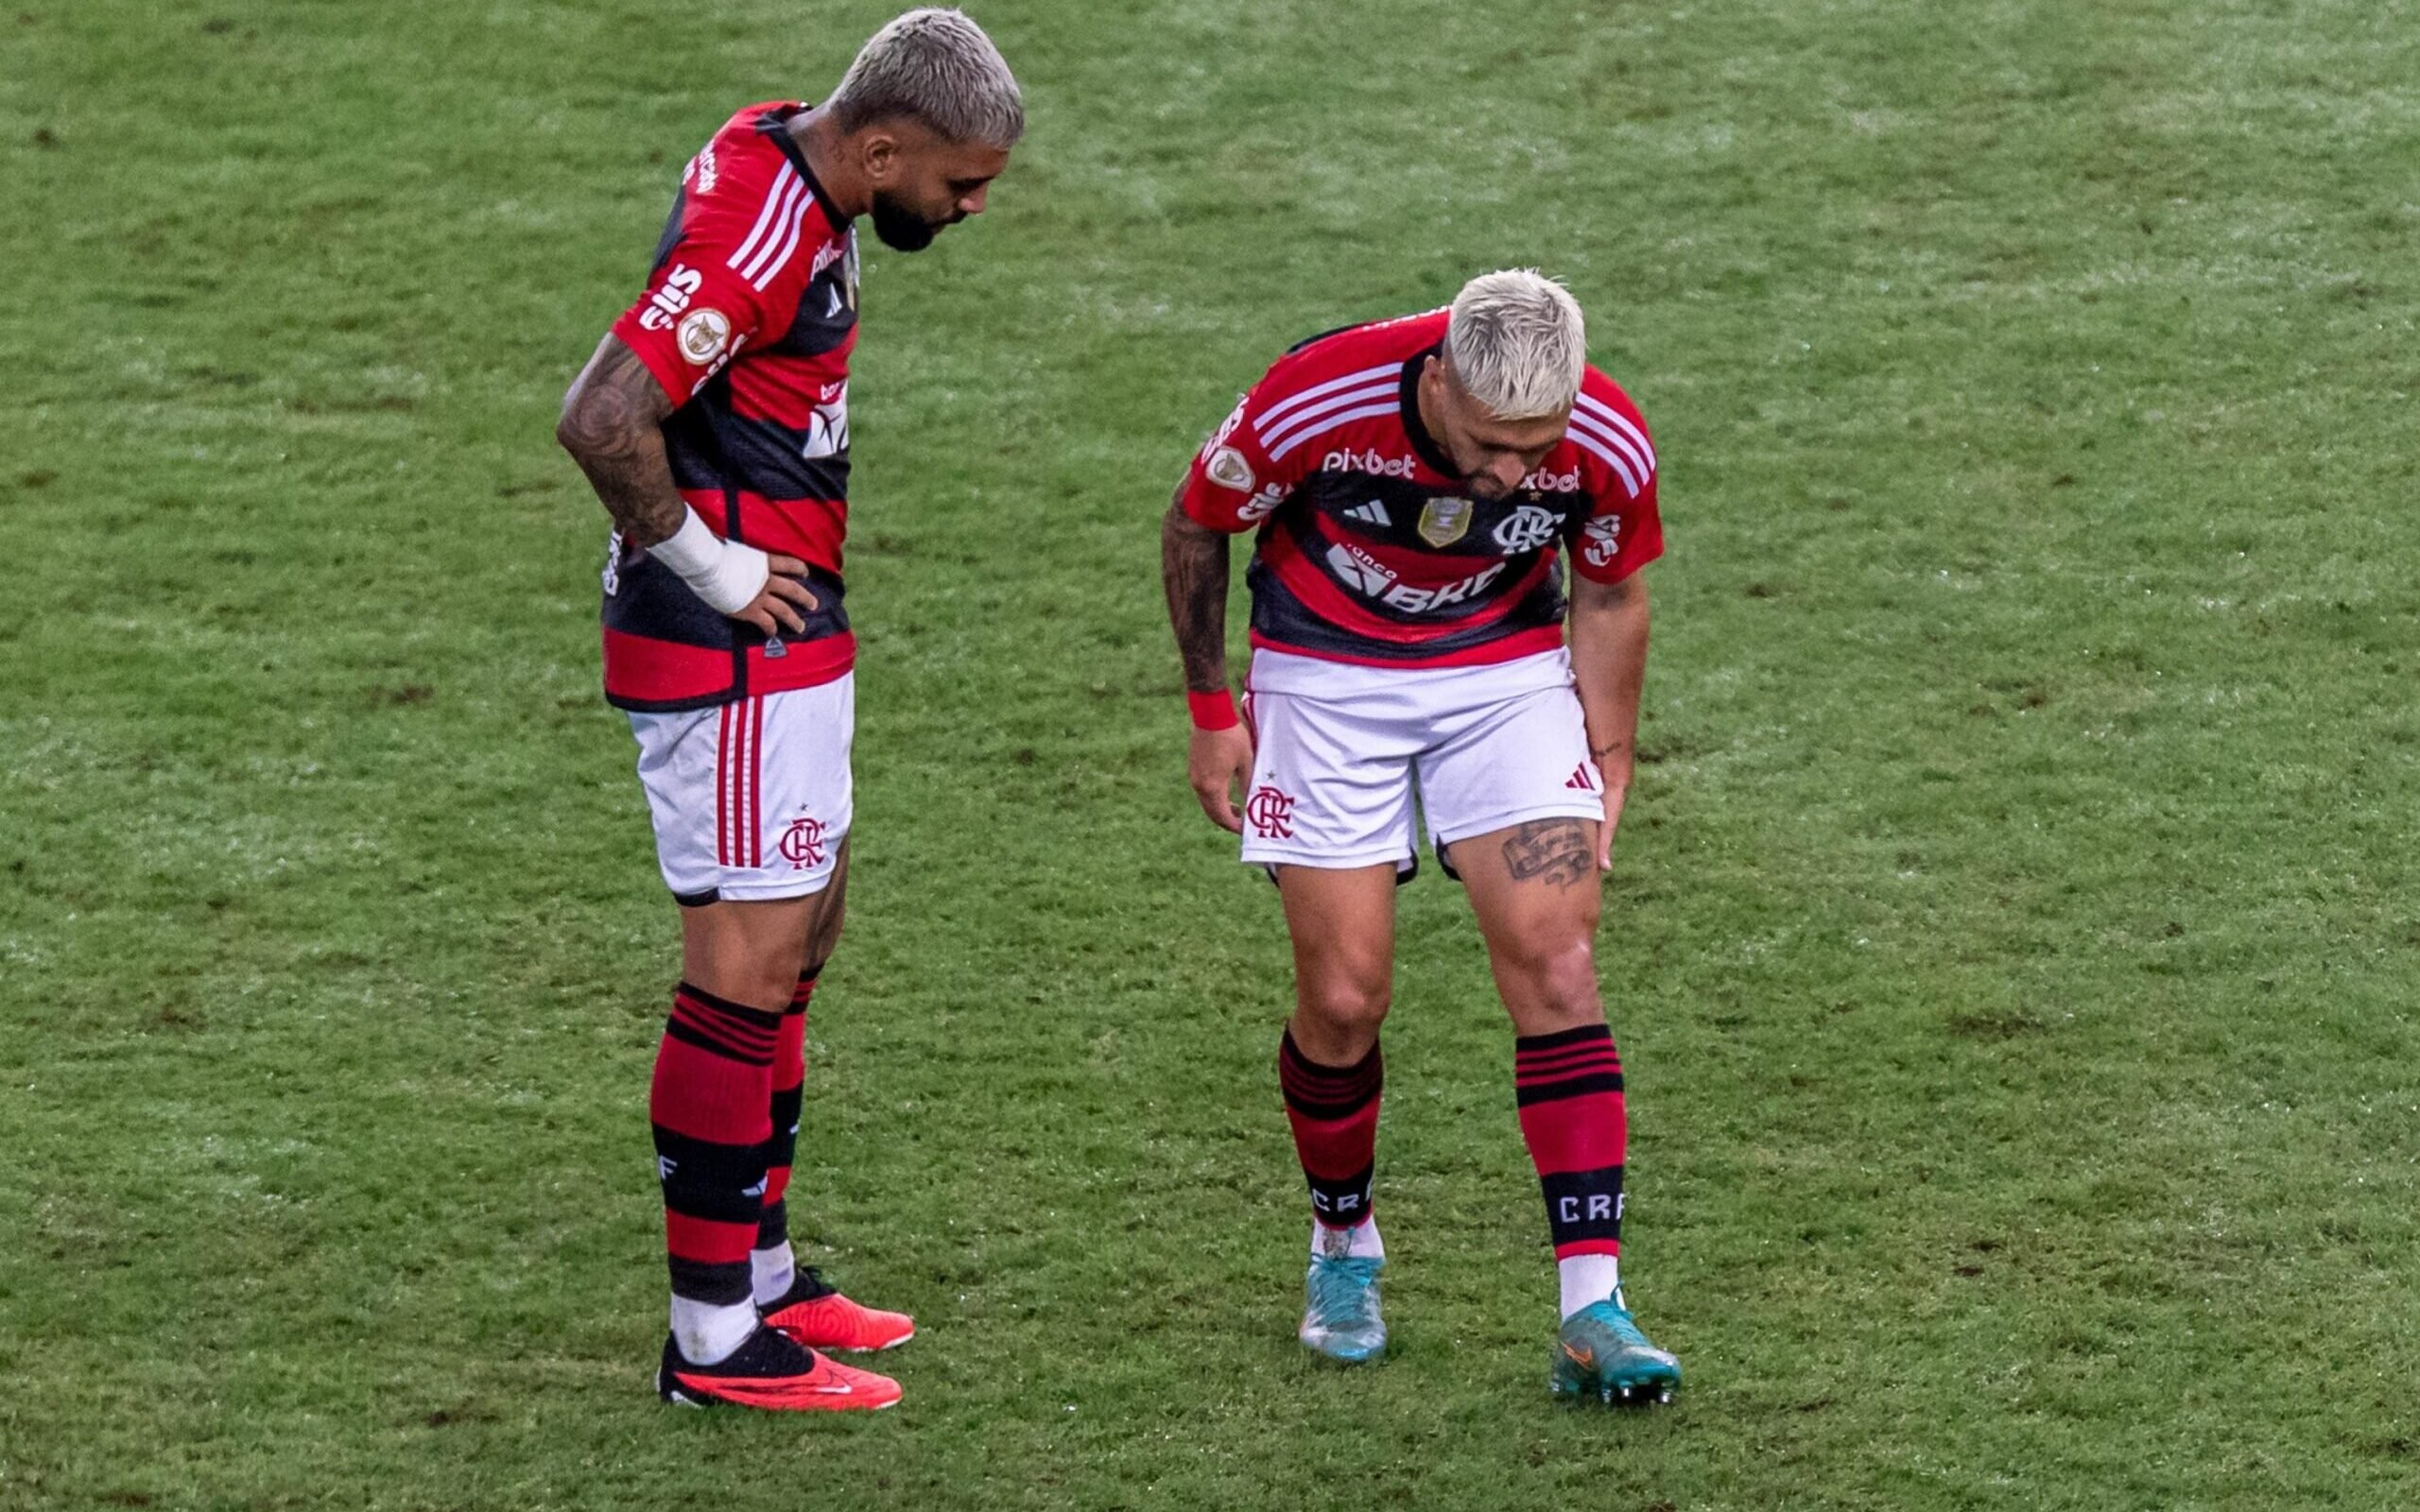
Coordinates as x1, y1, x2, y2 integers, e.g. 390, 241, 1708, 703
1188, 723, 1256, 833
731, 554, 820, 637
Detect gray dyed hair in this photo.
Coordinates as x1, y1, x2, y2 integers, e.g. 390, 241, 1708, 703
828, 9, 1025, 149
1443, 270, 1586, 420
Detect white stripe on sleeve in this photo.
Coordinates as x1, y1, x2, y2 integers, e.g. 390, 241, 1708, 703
738, 177, 809, 287
1573, 394, 1656, 472
1565, 429, 1642, 498
727, 163, 800, 273
1268, 402, 1405, 461
1260, 382, 1399, 457
1253, 362, 1401, 435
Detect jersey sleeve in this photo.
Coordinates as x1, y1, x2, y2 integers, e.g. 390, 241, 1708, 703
1566, 393, 1665, 585
609, 147, 806, 408
1176, 365, 1315, 533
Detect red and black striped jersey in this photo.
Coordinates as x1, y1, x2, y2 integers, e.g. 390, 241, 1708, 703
599, 101, 862, 712
1178, 308, 1662, 670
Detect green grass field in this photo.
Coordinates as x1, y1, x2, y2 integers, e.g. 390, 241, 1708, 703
6, 0, 2418, 1506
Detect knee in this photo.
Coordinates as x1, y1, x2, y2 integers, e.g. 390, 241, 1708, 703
726, 960, 806, 1013
1506, 936, 1604, 1029
687, 935, 810, 1013
1296, 970, 1392, 1045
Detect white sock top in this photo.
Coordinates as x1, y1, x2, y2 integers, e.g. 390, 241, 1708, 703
751, 1242, 796, 1305
669, 1296, 756, 1366
1557, 1254, 1622, 1319
1313, 1214, 1385, 1262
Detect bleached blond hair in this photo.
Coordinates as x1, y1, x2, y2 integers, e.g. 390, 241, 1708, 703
828, 9, 1025, 148
1443, 269, 1586, 420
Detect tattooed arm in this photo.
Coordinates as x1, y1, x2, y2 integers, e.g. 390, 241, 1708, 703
1567, 572, 1651, 871
557, 334, 686, 547
1162, 490, 1235, 694
1162, 489, 1254, 833
556, 334, 813, 634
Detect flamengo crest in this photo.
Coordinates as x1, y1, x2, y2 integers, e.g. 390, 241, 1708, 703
778, 816, 828, 870
1245, 785, 1297, 840
1493, 504, 1560, 553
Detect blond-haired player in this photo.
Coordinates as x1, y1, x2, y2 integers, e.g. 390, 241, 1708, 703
1161, 271, 1681, 1403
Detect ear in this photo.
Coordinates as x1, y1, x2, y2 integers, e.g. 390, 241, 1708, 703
857, 127, 905, 185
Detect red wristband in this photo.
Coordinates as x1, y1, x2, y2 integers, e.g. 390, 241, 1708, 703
1186, 689, 1239, 730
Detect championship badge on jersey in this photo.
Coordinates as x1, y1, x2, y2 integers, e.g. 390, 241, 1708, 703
1417, 496, 1473, 548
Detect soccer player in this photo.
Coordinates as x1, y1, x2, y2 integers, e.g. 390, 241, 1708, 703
1159, 271, 1682, 1403
554, 9, 1021, 1412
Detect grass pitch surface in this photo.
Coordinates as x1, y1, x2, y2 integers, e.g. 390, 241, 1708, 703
5, 1, 2417, 1507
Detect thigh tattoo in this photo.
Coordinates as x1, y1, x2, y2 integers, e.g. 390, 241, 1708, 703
1501, 818, 1592, 885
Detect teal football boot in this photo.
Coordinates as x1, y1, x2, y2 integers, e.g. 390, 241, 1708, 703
1550, 1295, 1680, 1404
1299, 1252, 1387, 1364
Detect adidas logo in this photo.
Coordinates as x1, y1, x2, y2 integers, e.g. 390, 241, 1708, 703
1341, 501, 1392, 527
1564, 763, 1597, 791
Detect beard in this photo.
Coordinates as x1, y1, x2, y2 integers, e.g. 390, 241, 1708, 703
871, 190, 947, 252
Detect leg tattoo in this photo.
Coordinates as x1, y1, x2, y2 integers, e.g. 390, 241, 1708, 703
1501, 818, 1593, 885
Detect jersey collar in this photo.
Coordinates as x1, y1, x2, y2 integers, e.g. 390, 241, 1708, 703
1397, 343, 1461, 481
757, 103, 852, 229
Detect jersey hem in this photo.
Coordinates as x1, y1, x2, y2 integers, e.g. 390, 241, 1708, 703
1245, 625, 1565, 671
604, 653, 853, 713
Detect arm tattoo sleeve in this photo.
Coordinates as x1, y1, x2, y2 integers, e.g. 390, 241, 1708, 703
556, 335, 685, 548
1501, 817, 1594, 886
1161, 492, 1235, 695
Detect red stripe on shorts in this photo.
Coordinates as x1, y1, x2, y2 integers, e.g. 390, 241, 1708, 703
715, 703, 733, 867
749, 696, 766, 868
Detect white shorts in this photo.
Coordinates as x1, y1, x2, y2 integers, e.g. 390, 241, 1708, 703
627, 676, 854, 905
1238, 647, 1605, 874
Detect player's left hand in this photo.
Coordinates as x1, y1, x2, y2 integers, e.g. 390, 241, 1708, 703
1596, 757, 1632, 872
730, 553, 820, 637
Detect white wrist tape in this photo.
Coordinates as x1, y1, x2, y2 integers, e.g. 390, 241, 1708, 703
648, 507, 769, 616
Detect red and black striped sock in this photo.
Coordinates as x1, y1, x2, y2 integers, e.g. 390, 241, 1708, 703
649, 982, 780, 1314
754, 971, 815, 1264
1515, 1023, 1627, 1264
1279, 1030, 1383, 1232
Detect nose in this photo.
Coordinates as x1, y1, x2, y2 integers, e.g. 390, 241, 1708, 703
957, 183, 990, 217
1484, 455, 1526, 494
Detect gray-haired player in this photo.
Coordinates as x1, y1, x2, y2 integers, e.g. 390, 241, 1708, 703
556, 9, 1021, 1412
